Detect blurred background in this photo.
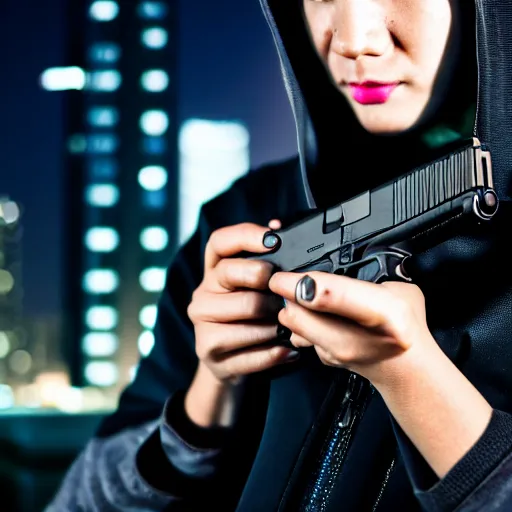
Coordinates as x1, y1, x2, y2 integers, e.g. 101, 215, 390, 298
0, 0, 297, 509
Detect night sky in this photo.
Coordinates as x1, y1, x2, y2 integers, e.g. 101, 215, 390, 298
0, 0, 297, 316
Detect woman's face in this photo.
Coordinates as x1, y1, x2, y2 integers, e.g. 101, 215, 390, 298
303, 0, 457, 135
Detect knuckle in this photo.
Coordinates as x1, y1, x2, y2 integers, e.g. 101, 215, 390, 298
195, 333, 215, 361
195, 339, 208, 361
241, 292, 259, 317
248, 262, 269, 287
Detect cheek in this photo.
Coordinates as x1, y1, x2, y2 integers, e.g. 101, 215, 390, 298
396, 3, 453, 86
303, 6, 332, 60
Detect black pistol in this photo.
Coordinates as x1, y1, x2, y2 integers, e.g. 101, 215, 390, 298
250, 137, 498, 286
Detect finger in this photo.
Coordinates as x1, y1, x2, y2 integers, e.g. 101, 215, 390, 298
188, 290, 283, 323
204, 223, 278, 271
270, 271, 396, 331
268, 219, 282, 230
289, 333, 314, 348
216, 344, 300, 380
206, 258, 275, 293
196, 322, 280, 358
315, 345, 344, 368
278, 303, 405, 363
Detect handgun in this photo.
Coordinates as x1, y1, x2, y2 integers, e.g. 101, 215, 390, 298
248, 137, 498, 286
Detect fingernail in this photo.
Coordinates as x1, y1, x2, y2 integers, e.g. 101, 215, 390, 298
297, 275, 316, 302
284, 350, 300, 362
263, 232, 279, 248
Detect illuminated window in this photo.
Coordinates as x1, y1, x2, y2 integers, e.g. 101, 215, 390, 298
84, 361, 118, 387
139, 305, 157, 329
140, 110, 169, 136
0, 201, 20, 225
140, 226, 168, 251
68, 134, 87, 154
88, 43, 121, 64
141, 28, 168, 49
85, 306, 118, 330
138, 330, 155, 357
87, 107, 119, 127
142, 189, 166, 209
0, 332, 10, 358
85, 184, 120, 207
88, 70, 122, 92
139, 267, 167, 292
89, 1, 119, 22
82, 332, 118, 357
129, 364, 139, 383
0, 385, 14, 409
10, 350, 32, 375
85, 227, 120, 252
141, 70, 169, 92
87, 134, 119, 154
40, 67, 86, 91
138, 2, 168, 19
142, 136, 167, 154
0, 270, 14, 295
138, 166, 167, 191
83, 269, 119, 294
87, 158, 118, 179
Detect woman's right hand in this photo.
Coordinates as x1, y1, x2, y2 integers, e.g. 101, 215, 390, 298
185, 221, 299, 427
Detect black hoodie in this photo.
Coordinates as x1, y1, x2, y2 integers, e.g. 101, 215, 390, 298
47, 1, 512, 511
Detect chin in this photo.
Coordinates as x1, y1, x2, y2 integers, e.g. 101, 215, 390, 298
357, 111, 425, 137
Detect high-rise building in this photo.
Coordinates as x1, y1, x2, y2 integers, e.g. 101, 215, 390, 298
54, 1, 178, 391
0, 198, 30, 405
178, 119, 251, 247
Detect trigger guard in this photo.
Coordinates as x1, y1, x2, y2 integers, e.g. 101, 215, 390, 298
356, 250, 412, 283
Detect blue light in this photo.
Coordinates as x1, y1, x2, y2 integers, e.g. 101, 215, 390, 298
87, 134, 119, 154
138, 2, 168, 19
88, 43, 121, 64
87, 158, 118, 179
142, 190, 166, 209
142, 136, 166, 154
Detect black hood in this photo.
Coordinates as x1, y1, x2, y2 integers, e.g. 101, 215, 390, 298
259, 0, 512, 209
259, 0, 512, 410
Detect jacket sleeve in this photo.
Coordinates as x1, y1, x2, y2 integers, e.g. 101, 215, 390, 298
46, 185, 272, 511
391, 408, 512, 512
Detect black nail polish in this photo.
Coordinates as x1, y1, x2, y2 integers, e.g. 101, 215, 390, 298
263, 232, 279, 248
297, 275, 316, 302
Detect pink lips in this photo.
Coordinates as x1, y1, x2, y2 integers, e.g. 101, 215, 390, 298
348, 81, 400, 105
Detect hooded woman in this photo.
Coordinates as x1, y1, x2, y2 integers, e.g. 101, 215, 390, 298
48, 1, 512, 511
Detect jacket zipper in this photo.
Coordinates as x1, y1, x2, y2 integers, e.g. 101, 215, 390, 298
371, 457, 396, 512
299, 373, 369, 512
298, 372, 397, 512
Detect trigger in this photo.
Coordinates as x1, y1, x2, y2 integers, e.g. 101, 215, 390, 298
357, 259, 381, 282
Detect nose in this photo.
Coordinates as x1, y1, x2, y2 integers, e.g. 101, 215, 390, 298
331, 0, 391, 60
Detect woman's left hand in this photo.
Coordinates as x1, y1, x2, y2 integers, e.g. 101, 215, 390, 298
268, 271, 437, 388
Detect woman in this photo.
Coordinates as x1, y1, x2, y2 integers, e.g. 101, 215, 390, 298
48, 0, 512, 511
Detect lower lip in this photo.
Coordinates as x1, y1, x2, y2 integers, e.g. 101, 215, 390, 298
348, 83, 400, 105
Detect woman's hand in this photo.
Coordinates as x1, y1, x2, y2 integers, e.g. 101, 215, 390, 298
185, 220, 298, 428
268, 270, 493, 479
268, 271, 434, 387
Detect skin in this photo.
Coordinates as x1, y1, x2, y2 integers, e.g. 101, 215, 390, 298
186, 0, 492, 482
302, 0, 457, 134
